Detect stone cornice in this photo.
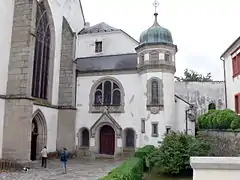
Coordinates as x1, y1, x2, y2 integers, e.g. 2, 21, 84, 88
0, 95, 76, 110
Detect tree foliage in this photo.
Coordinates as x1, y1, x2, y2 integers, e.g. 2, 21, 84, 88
147, 133, 210, 175
198, 109, 240, 130
175, 69, 213, 82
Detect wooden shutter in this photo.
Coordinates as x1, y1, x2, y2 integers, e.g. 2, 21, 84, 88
232, 57, 237, 76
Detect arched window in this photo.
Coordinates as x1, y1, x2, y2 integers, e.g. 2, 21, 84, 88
208, 103, 216, 110
94, 81, 121, 106
151, 80, 159, 104
32, 2, 51, 99
81, 129, 89, 147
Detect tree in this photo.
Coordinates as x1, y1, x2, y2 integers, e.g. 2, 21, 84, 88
175, 69, 213, 82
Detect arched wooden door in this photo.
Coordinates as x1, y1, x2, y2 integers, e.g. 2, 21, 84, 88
100, 125, 115, 155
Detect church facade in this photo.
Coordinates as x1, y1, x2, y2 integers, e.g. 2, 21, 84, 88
0, 0, 223, 161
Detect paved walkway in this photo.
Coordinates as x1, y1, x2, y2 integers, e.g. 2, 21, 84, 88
0, 159, 123, 180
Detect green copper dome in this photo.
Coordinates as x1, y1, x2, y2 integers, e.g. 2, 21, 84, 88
140, 13, 173, 45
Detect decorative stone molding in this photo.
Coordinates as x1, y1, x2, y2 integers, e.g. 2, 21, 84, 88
146, 77, 164, 114
90, 111, 122, 138
89, 77, 125, 113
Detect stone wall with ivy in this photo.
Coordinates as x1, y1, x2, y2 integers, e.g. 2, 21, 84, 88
197, 130, 240, 156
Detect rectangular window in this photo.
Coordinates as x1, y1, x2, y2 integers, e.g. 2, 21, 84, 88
151, 122, 159, 137
235, 94, 240, 114
141, 118, 145, 133
166, 127, 171, 134
95, 41, 102, 53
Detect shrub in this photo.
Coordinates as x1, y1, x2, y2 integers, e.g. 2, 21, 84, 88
101, 157, 143, 180
230, 116, 240, 130
135, 145, 155, 171
147, 132, 210, 175
198, 109, 239, 130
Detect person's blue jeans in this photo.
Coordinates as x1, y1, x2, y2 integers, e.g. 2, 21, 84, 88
61, 161, 67, 173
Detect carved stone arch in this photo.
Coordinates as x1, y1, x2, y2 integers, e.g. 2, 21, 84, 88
31, 109, 47, 160
123, 128, 136, 148
32, 0, 55, 101
89, 76, 125, 113
77, 127, 90, 148
146, 77, 164, 114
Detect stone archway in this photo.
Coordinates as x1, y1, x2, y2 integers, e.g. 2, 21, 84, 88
123, 128, 136, 149
30, 109, 47, 161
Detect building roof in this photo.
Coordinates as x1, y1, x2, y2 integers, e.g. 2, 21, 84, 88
75, 53, 137, 72
78, 22, 119, 35
78, 22, 139, 44
220, 36, 240, 59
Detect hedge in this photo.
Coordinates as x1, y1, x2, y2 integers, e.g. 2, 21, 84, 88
198, 109, 240, 130
101, 157, 143, 180
134, 145, 155, 171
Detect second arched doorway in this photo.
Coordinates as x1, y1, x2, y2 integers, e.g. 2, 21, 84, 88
100, 125, 115, 155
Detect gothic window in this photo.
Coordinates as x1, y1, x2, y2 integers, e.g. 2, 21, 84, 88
151, 80, 159, 104
147, 77, 164, 113
32, 2, 51, 99
95, 41, 102, 53
90, 78, 125, 113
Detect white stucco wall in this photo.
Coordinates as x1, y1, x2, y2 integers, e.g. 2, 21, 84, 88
47, 0, 85, 105
224, 43, 240, 111
175, 97, 195, 135
191, 157, 240, 180
76, 73, 143, 148
76, 71, 179, 148
0, 0, 15, 95
76, 31, 138, 58
33, 105, 58, 152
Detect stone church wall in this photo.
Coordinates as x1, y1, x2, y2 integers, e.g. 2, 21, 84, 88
175, 81, 225, 116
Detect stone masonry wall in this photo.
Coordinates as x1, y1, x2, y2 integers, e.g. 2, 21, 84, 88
58, 17, 76, 107
57, 17, 76, 152
2, 0, 37, 160
197, 130, 240, 156
175, 81, 225, 116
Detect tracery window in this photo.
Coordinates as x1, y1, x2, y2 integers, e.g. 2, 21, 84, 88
94, 81, 121, 106
90, 78, 124, 113
32, 2, 51, 99
147, 77, 164, 114
151, 80, 159, 104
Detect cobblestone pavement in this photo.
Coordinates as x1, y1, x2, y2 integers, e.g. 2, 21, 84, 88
0, 159, 123, 180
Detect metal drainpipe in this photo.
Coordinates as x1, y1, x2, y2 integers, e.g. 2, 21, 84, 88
221, 57, 228, 108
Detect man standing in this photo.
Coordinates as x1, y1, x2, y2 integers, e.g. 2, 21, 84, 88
60, 148, 69, 174
41, 146, 48, 168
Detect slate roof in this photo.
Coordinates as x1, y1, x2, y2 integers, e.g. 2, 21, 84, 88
75, 53, 137, 72
78, 22, 120, 35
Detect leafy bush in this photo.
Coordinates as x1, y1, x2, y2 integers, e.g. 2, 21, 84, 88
147, 132, 210, 175
135, 145, 155, 171
101, 157, 143, 180
198, 109, 240, 130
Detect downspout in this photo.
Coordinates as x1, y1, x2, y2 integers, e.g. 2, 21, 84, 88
220, 57, 228, 108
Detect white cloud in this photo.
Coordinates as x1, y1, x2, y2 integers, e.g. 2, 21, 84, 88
81, 0, 240, 80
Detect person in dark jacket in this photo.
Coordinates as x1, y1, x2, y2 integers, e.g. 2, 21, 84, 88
60, 148, 69, 174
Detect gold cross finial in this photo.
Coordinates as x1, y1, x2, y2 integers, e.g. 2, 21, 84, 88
153, 0, 159, 13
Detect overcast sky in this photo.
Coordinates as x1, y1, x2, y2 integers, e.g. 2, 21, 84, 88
80, 0, 240, 80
